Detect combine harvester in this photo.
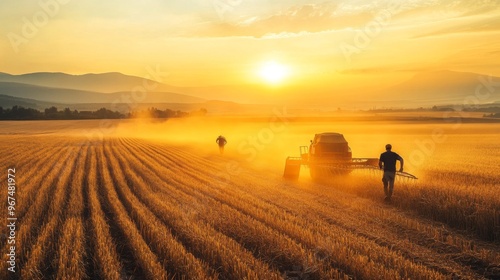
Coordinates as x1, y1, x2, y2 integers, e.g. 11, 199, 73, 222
283, 132, 418, 181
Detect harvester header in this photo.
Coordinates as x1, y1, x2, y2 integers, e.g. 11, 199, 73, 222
283, 132, 417, 181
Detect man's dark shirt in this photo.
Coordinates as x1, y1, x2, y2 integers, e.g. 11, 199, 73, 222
216, 137, 227, 147
379, 151, 402, 172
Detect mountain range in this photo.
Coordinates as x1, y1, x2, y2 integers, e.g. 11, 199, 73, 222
376, 70, 500, 107
0, 72, 276, 104
0, 81, 205, 104
0, 72, 176, 93
0, 70, 499, 112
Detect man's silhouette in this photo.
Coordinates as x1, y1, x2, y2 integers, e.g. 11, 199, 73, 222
379, 144, 404, 202
216, 135, 227, 154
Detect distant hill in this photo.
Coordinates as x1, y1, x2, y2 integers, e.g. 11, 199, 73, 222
0, 72, 283, 104
377, 70, 500, 106
0, 82, 114, 104
0, 94, 59, 109
0, 92, 274, 115
0, 82, 206, 104
0, 70, 499, 110
0, 72, 179, 93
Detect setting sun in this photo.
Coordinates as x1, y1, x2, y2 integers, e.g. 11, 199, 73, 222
259, 61, 289, 84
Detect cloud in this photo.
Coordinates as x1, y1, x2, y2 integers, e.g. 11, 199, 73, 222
193, 2, 376, 38
447, 0, 500, 17
191, 0, 500, 38
413, 16, 500, 39
408, 0, 500, 38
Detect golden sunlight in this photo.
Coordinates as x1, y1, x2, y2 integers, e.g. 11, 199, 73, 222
258, 61, 289, 84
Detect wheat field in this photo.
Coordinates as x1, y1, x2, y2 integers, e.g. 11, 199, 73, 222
0, 119, 499, 279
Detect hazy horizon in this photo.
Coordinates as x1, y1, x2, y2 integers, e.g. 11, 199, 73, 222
1, 0, 499, 97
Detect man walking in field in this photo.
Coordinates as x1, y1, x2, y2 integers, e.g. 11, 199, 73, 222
216, 135, 227, 154
379, 144, 404, 202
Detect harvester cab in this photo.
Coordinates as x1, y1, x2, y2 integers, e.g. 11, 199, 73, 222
309, 133, 352, 162
283, 132, 417, 181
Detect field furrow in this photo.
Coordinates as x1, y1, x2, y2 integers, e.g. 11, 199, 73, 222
2, 122, 499, 280
103, 141, 217, 280
0, 137, 68, 210
226, 169, 500, 277
110, 138, 284, 280
97, 143, 169, 280
117, 139, 411, 278
0, 143, 77, 271
15, 138, 73, 219
54, 145, 89, 280
86, 145, 123, 280
0, 139, 70, 273
19, 146, 81, 279
119, 137, 498, 279
0, 136, 44, 167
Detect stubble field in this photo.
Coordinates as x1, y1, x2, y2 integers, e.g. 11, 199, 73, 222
0, 118, 499, 280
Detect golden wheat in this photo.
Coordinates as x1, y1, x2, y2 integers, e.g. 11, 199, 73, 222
0, 129, 498, 279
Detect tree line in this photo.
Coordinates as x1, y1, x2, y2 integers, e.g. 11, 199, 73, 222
483, 112, 500, 118
0, 106, 206, 120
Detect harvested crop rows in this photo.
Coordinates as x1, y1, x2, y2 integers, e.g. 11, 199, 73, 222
0, 135, 499, 279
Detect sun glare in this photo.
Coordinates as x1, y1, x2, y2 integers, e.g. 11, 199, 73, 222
259, 61, 289, 84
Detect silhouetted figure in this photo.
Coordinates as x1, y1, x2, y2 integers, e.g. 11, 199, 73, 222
216, 135, 227, 154
379, 144, 404, 202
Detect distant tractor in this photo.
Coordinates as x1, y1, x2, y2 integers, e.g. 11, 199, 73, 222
283, 132, 417, 181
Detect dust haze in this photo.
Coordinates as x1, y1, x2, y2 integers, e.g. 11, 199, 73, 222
2, 116, 497, 182
104, 116, 500, 182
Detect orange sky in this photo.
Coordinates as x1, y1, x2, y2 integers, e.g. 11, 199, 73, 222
1, 0, 499, 90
